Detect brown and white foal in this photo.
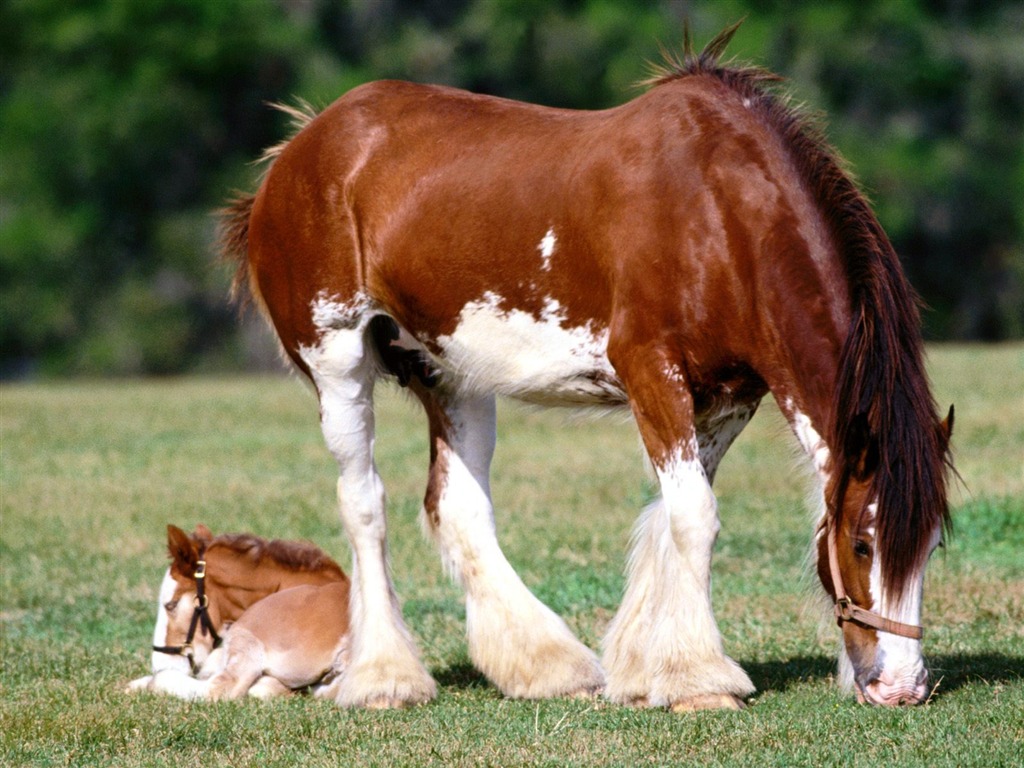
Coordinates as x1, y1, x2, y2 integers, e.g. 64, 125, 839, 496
127, 525, 350, 700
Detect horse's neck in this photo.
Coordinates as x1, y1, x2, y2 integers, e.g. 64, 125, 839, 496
206, 551, 343, 621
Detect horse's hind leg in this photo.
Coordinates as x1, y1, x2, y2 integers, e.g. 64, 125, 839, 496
303, 320, 435, 708
413, 387, 604, 698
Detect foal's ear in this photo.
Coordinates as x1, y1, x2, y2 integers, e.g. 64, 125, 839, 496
193, 523, 213, 544
166, 524, 199, 573
939, 404, 955, 450
845, 412, 879, 479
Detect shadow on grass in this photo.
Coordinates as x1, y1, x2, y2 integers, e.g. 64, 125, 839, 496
431, 653, 1023, 700
926, 652, 1024, 693
744, 652, 1024, 698
434, 662, 491, 690
744, 655, 835, 694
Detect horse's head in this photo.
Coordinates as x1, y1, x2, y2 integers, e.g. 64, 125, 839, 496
149, 524, 224, 674
818, 407, 953, 706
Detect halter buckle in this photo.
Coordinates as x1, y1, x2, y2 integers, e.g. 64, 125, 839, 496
834, 597, 854, 624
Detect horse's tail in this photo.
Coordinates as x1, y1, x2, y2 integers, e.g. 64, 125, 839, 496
217, 100, 321, 314
218, 193, 261, 311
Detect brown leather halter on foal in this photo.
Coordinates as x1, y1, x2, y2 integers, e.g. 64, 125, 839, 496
152, 556, 223, 672
826, 522, 923, 640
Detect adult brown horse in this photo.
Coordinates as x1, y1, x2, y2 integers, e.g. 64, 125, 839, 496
220, 24, 953, 710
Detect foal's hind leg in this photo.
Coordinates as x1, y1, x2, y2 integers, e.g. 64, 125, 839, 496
303, 323, 435, 708
603, 347, 756, 710
413, 387, 604, 698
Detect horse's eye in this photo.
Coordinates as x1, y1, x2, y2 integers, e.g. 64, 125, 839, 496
163, 600, 179, 613
853, 541, 871, 558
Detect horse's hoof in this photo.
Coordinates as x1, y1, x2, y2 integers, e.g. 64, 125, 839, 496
670, 693, 746, 712
363, 695, 424, 710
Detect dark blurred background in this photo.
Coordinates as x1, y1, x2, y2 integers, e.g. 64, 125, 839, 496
2, 0, 1021, 377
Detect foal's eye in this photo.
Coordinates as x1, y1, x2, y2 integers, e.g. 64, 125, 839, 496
163, 600, 179, 613
853, 541, 871, 558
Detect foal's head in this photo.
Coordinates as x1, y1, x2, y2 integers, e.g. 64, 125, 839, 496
818, 408, 953, 706
150, 524, 224, 674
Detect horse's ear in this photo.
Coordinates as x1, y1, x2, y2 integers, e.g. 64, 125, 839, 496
845, 412, 879, 479
193, 523, 213, 544
939, 404, 954, 450
167, 524, 199, 573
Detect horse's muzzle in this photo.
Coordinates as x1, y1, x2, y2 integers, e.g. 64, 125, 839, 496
858, 669, 930, 706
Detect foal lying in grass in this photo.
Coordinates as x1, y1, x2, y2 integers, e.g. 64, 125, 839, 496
127, 524, 350, 700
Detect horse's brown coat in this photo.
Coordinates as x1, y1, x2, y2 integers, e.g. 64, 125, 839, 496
219, 26, 953, 708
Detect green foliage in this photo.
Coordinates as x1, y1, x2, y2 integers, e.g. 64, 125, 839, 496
2, 1, 1022, 376
1, 346, 1022, 765
1, 0, 307, 375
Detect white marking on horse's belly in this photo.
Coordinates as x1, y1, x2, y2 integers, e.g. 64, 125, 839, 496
437, 292, 625, 405
538, 228, 557, 271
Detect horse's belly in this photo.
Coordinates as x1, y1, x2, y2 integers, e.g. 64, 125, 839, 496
432, 293, 626, 406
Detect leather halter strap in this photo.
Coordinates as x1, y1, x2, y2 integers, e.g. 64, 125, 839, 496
826, 521, 923, 640
152, 557, 223, 672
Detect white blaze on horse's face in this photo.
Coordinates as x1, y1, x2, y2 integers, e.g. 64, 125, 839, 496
151, 568, 214, 673
437, 292, 624, 405
855, 511, 938, 707
151, 569, 190, 674
833, 500, 939, 707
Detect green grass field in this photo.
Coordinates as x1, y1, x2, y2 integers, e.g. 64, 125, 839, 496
2, 344, 1022, 767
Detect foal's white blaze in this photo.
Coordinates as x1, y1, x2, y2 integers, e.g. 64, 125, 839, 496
151, 568, 189, 675
437, 292, 624, 404
537, 228, 557, 270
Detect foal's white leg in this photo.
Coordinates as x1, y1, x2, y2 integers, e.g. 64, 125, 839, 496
143, 669, 213, 700
423, 394, 603, 698
304, 325, 435, 708
603, 442, 754, 709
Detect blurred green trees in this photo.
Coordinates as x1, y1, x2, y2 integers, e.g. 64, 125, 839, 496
2, 0, 1021, 376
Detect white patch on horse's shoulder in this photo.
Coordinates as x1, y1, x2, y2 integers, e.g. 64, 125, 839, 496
436, 292, 624, 405
664, 363, 686, 385
537, 228, 557, 270
791, 409, 831, 479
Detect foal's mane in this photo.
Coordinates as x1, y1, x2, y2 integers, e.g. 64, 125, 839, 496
647, 23, 952, 601
209, 532, 346, 577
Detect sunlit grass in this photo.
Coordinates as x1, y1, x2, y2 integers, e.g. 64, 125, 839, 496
2, 344, 1022, 766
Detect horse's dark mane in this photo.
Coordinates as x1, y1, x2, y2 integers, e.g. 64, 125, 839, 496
648, 23, 952, 602
209, 532, 345, 577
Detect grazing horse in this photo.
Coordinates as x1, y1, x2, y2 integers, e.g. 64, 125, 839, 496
127, 524, 349, 697
219, 24, 953, 710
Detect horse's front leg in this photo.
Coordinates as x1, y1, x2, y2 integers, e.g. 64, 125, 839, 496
603, 346, 754, 710
305, 324, 436, 708
413, 388, 604, 699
